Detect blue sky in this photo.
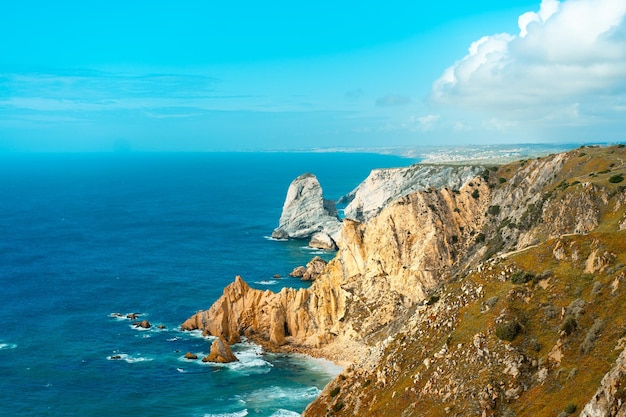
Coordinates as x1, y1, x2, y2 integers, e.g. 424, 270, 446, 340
1, 0, 625, 151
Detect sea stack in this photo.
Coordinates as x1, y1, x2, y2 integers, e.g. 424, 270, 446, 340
271, 173, 341, 248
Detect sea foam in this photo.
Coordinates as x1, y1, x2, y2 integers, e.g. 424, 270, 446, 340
203, 410, 248, 417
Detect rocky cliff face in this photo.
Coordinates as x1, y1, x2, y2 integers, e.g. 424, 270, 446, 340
340, 164, 486, 222
271, 173, 341, 249
184, 145, 626, 416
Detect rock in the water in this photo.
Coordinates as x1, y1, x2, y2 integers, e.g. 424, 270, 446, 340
133, 320, 151, 329
271, 173, 342, 244
203, 337, 238, 363
184, 352, 198, 360
309, 232, 337, 250
302, 256, 328, 281
289, 266, 307, 278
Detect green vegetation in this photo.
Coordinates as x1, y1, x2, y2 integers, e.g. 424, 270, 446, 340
495, 321, 521, 341
487, 205, 501, 216
564, 403, 577, 414
609, 174, 624, 183
471, 189, 480, 199
330, 387, 340, 397
498, 177, 507, 184
511, 270, 535, 284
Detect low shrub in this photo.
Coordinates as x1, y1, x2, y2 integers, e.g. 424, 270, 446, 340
511, 271, 536, 284
609, 174, 624, 183
487, 205, 501, 216
329, 387, 340, 397
561, 315, 577, 336
496, 321, 521, 342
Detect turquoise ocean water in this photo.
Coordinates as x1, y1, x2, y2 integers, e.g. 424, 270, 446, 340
0, 152, 413, 416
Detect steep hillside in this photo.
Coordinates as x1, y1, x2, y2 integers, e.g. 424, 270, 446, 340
183, 145, 626, 416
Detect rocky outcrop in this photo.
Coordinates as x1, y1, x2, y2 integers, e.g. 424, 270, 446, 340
309, 231, 338, 250
301, 256, 328, 281
271, 173, 342, 247
339, 164, 486, 222
203, 337, 238, 363
581, 344, 626, 417
133, 320, 151, 329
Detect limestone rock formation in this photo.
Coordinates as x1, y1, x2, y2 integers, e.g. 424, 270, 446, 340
271, 173, 342, 245
309, 231, 337, 250
203, 337, 238, 363
339, 164, 485, 222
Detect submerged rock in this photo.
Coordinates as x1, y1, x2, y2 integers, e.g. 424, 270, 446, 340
271, 173, 342, 244
203, 337, 238, 363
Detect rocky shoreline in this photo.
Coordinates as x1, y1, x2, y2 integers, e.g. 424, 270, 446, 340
183, 145, 626, 416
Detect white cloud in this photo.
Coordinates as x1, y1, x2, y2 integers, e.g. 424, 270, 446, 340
417, 114, 440, 131
432, 0, 626, 130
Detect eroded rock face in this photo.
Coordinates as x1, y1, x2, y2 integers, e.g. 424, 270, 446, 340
340, 164, 486, 222
271, 173, 342, 244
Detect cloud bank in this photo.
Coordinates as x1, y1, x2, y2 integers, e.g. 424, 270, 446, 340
432, 0, 626, 129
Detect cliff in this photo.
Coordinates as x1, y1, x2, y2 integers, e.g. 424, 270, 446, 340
184, 145, 626, 416
340, 164, 486, 222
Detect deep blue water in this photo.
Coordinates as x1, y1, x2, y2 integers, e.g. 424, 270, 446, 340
0, 152, 412, 417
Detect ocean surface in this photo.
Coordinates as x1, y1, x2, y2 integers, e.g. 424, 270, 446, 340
0, 152, 414, 417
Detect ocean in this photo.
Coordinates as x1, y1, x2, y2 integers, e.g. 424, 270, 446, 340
0, 151, 413, 416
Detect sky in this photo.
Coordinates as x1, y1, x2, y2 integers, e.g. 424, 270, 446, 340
0, 0, 625, 152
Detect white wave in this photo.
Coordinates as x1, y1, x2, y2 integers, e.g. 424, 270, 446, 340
176, 367, 186, 373
269, 410, 301, 417
0, 343, 17, 350
303, 355, 344, 377
106, 353, 152, 363
185, 329, 214, 340
264, 235, 287, 241
167, 337, 181, 342
203, 410, 248, 417
129, 324, 151, 332
254, 280, 277, 285
245, 386, 321, 407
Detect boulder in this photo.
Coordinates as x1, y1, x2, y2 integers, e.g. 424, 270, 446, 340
271, 173, 342, 244
203, 337, 238, 363
184, 352, 198, 360
289, 266, 307, 278
133, 320, 151, 329
309, 232, 337, 250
